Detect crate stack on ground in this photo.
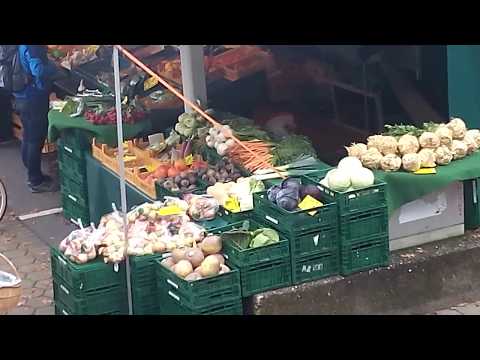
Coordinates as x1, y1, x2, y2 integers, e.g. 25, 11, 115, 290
50, 247, 128, 315
129, 254, 165, 314
253, 176, 340, 285
11, 112, 56, 154
210, 220, 292, 296
58, 129, 91, 226
464, 179, 480, 230
312, 176, 390, 275
155, 259, 243, 315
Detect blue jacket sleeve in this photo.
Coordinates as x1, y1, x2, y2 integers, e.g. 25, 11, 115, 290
23, 46, 56, 90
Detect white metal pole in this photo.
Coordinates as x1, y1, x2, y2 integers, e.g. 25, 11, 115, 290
113, 46, 133, 315
180, 45, 207, 113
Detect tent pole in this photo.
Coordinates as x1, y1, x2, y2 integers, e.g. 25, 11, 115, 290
113, 46, 133, 315
180, 45, 207, 113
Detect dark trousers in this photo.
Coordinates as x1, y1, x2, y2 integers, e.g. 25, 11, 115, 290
0, 89, 13, 141
14, 94, 50, 186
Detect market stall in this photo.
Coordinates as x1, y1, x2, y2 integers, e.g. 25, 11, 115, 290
47, 45, 480, 316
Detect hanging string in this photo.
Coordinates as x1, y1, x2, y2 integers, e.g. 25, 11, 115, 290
115, 45, 285, 178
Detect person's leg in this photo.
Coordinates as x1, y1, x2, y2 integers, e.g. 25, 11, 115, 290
0, 89, 13, 142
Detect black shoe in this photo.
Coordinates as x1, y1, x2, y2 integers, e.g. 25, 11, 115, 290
27, 175, 53, 187
28, 178, 59, 193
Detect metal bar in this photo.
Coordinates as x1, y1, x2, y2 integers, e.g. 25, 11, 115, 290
179, 45, 207, 112
18, 208, 63, 221
113, 47, 133, 315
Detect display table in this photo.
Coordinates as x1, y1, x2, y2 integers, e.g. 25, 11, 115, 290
375, 152, 480, 215
86, 153, 153, 224
48, 110, 153, 146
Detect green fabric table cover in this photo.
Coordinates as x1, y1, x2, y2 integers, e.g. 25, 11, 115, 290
86, 153, 152, 224
48, 110, 152, 146
374, 152, 480, 215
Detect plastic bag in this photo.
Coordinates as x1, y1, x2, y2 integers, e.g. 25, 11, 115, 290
184, 194, 219, 221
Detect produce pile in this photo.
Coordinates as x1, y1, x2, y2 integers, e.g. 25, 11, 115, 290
160, 236, 231, 281
319, 157, 375, 193
267, 177, 324, 212
346, 118, 480, 172
207, 176, 265, 212
58, 199, 214, 264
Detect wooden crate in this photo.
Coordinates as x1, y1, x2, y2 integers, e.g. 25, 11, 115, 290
11, 113, 56, 154
91, 139, 168, 199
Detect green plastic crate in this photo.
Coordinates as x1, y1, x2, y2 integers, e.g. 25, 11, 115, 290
60, 176, 89, 208
130, 253, 166, 284
340, 236, 390, 276
253, 178, 338, 237
308, 175, 387, 215
59, 129, 91, 156
50, 247, 125, 296
291, 251, 339, 285
289, 225, 339, 258
54, 300, 123, 316
239, 258, 292, 297
155, 181, 208, 201
132, 283, 159, 315
155, 260, 241, 309
464, 179, 480, 230
53, 279, 128, 315
58, 150, 87, 186
62, 194, 90, 226
339, 207, 388, 245
157, 288, 243, 315
208, 220, 290, 267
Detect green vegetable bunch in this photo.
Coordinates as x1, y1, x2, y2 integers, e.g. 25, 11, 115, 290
220, 221, 280, 249
271, 135, 318, 166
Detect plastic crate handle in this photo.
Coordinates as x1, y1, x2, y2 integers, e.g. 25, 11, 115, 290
265, 215, 279, 225
57, 255, 67, 267
60, 284, 70, 295
68, 194, 78, 203
63, 146, 73, 154
168, 291, 180, 302
62, 309, 70, 315
166, 279, 179, 289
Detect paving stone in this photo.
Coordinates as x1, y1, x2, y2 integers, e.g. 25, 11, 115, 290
13, 255, 36, 266
27, 271, 51, 282
435, 309, 462, 315
18, 263, 47, 274
7, 306, 35, 315
19, 279, 35, 289
21, 287, 45, 299
35, 279, 52, 290
2, 249, 27, 259
34, 306, 54, 315
0, 240, 19, 251
26, 296, 54, 309
453, 303, 480, 315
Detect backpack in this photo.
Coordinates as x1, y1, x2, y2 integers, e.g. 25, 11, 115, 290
0, 45, 31, 93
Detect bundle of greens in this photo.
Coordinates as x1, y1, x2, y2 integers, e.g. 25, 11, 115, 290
271, 135, 318, 166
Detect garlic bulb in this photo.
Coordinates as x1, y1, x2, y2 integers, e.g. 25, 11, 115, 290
466, 129, 480, 147
380, 154, 402, 172
447, 118, 467, 140
435, 125, 453, 147
418, 148, 436, 168
378, 136, 398, 155
451, 140, 468, 160
435, 146, 453, 165
402, 153, 421, 172
360, 148, 383, 170
463, 133, 478, 155
398, 134, 419, 155
367, 135, 384, 151
419, 132, 440, 149
345, 143, 368, 158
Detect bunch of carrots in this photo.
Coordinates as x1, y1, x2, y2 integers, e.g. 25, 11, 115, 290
229, 139, 274, 173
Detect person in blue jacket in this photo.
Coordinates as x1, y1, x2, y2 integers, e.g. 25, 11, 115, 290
13, 45, 58, 193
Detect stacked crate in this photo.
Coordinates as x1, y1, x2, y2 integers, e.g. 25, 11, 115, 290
50, 247, 128, 315
312, 176, 390, 276
253, 176, 340, 285
210, 220, 292, 297
57, 129, 90, 226
464, 179, 480, 230
129, 254, 165, 315
155, 260, 243, 315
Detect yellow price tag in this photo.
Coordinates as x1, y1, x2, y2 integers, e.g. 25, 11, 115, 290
157, 206, 183, 216
184, 154, 194, 166
414, 168, 437, 175
298, 195, 324, 216
145, 164, 157, 172
224, 196, 241, 213
144, 76, 159, 91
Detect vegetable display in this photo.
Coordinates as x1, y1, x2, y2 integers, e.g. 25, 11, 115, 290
207, 176, 265, 212
220, 221, 280, 249
346, 118, 480, 172
267, 177, 323, 212
160, 235, 230, 281
322, 156, 375, 192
